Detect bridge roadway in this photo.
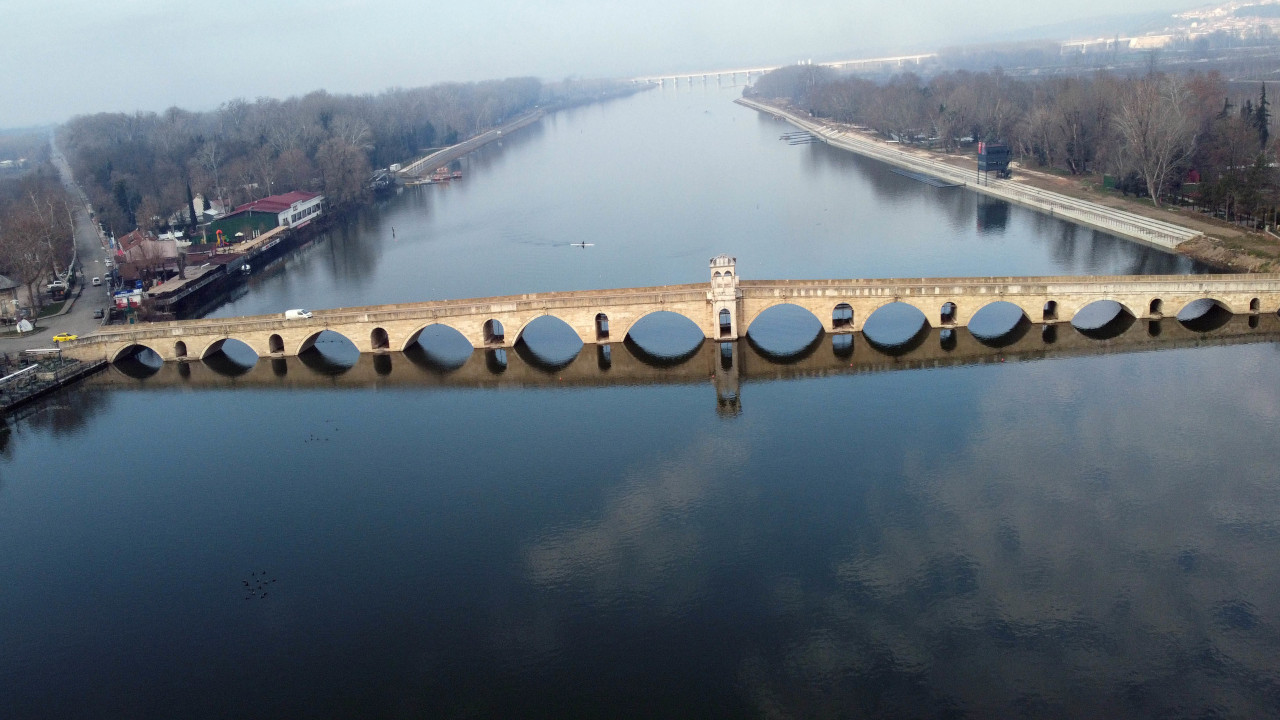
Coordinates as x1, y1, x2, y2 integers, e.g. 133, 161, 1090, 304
87, 314, 1280, 416
56, 257, 1280, 365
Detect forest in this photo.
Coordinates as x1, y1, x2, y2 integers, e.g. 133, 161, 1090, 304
55, 77, 629, 240
748, 64, 1277, 225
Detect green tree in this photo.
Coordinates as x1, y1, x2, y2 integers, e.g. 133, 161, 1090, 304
1256, 84, 1270, 148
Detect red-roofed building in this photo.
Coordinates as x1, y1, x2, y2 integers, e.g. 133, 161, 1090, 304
205, 190, 324, 243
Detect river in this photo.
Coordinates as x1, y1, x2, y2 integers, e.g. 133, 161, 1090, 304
4, 84, 1279, 719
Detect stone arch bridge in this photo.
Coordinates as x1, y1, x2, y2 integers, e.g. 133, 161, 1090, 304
59, 256, 1280, 364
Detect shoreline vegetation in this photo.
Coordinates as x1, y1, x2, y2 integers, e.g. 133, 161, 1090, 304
0, 79, 644, 323
52, 77, 644, 242
746, 64, 1280, 272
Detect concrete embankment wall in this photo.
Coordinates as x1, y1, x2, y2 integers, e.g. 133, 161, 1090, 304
735, 97, 1202, 251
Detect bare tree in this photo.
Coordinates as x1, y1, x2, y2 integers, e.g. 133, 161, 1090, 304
1115, 76, 1197, 206
332, 115, 373, 150
2, 190, 67, 316
196, 140, 225, 211
315, 139, 370, 205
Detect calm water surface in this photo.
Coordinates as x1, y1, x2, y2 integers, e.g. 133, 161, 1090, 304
4, 85, 1278, 719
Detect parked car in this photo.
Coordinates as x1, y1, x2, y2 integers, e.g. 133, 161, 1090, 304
93, 308, 104, 319
283, 308, 313, 319
92, 276, 101, 286
52, 333, 77, 342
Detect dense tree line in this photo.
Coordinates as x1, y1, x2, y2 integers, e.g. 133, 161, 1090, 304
749, 66, 1277, 223
58, 77, 548, 239
0, 166, 75, 315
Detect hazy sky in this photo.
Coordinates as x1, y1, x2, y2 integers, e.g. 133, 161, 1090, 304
2, 0, 1199, 128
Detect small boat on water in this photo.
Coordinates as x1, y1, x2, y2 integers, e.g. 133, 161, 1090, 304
571, 242, 595, 248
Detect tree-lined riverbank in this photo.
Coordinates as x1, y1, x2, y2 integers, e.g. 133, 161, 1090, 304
739, 95, 1270, 271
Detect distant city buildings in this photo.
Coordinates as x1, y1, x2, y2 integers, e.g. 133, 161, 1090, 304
1063, 0, 1280, 55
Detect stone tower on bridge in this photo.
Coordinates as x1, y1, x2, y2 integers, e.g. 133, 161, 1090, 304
709, 254, 741, 340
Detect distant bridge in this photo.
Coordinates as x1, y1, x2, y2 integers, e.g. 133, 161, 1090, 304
59, 256, 1280, 365
631, 53, 936, 85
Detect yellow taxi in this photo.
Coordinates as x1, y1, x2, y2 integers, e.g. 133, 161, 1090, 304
52, 333, 78, 343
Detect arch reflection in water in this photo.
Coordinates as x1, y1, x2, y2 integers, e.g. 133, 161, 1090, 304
1071, 300, 1136, 339
513, 315, 583, 371
940, 327, 957, 351
1177, 298, 1233, 333
624, 311, 705, 361
111, 345, 164, 379
831, 333, 854, 358
297, 330, 359, 374
201, 338, 259, 377
486, 348, 508, 374
967, 302, 1032, 348
406, 324, 473, 372
745, 304, 824, 360
862, 302, 931, 354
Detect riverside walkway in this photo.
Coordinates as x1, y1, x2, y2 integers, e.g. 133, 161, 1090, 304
399, 110, 545, 178
56, 256, 1280, 364
735, 97, 1203, 251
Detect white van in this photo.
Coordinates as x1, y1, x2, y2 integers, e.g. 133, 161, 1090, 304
283, 308, 313, 320
92, 276, 102, 286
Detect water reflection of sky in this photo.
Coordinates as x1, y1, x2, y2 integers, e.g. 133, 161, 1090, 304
5, 337, 1280, 717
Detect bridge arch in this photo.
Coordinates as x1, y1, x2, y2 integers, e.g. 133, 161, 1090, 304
511, 313, 592, 347
400, 322, 474, 353
940, 302, 957, 326
862, 302, 931, 349
110, 342, 163, 364
1071, 300, 1138, 339
968, 301, 1033, 347
616, 309, 705, 346
295, 329, 358, 357
740, 300, 828, 336
511, 314, 586, 369
196, 337, 255, 361
483, 319, 505, 345
595, 313, 610, 342
268, 334, 285, 354
832, 303, 854, 330
1177, 297, 1235, 332
370, 327, 390, 351
742, 303, 825, 357
403, 324, 473, 371
1175, 296, 1235, 317
174, 341, 188, 360
1064, 299, 1143, 327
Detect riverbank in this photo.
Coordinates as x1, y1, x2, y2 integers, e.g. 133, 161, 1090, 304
737, 96, 1276, 271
